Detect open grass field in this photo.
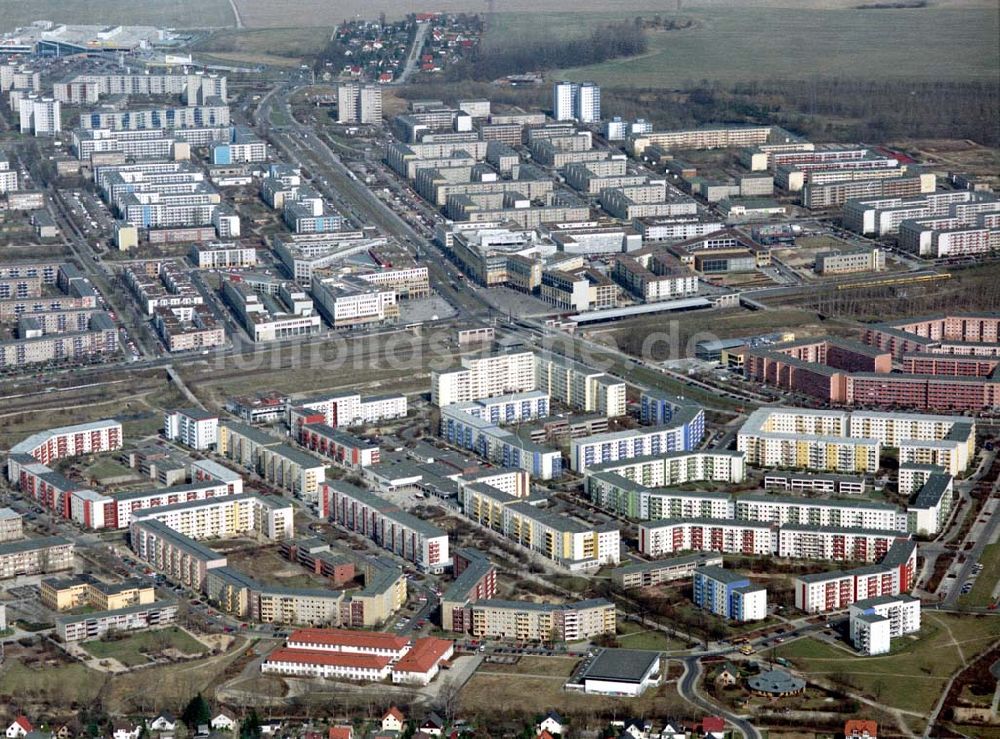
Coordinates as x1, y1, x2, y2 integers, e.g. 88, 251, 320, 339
485, 6, 998, 86
0, 0, 234, 31
229, 0, 994, 28
617, 621, 685, 651
959, 542, 1000, 608
461, 663, 687, 719
83, 627, 207, 667
775, 613, 1000, 715
193, 27, 334, 66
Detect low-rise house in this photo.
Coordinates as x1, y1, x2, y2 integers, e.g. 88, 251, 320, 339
209, 711, 237, 732
381, 707, 405, 732
147, 715, 176, 733
715, 662, 739, 687
845, 720, 878, 739
536, 711, 564, 735
7, 719, 33, 739
327, 728, 352, 739
111, 722, 141, 739
419, 714, 444, 736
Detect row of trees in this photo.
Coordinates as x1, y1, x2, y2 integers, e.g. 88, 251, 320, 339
447, 21, 647, 82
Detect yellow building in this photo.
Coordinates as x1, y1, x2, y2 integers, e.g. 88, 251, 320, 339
41, 575, 155, 612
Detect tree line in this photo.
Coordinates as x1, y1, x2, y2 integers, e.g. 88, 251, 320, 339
446, 20, 647, 82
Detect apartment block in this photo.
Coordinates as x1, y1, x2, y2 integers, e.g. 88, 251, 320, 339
570, 404, 705, 472
218, 421, 326, 497
793, 539, 916, 614
163, 408, 218, 450
57, 600, 178, 642
469, 598, 615, 642
611, 553, 724, 590
0, 509, 23, 543
849, 595, 920, 655
693, 566, 767, 622
322, 481, 451, 573
41, 573, 154, 611
0, 536, 72, 578
440, 548, 497, 632
638, 518, 776, 558
777, 525, 903, 562
299, 424, 380, 469
460, 483, 619, 571
130, 493, 294, 542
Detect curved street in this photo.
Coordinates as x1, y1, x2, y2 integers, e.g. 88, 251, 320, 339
679, 657, 762, 739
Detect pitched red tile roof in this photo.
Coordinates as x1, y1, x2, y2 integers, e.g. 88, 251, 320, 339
393, 637, 454, 675
265, 647, 391, 670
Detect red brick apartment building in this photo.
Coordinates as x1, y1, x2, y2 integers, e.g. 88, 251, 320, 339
740, 314, 1000, 411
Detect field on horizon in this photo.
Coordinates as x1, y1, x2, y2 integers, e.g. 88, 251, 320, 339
229, 0, 995, 27
486, 6, 999, 86
0, 0, 234, 31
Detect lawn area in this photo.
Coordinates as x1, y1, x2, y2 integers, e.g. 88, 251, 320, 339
775, 613, 1000, 715
617, 621, 685, 651
460, 670, 687, 720
479, 655, 580, 678
958, 542, 1000, 608
485, 6, 999, 86
194, 27, 334, 65
85, 458, 135, 481
0, 0, 233, 30
83, 627, 207, 667
0, 662, 102, 705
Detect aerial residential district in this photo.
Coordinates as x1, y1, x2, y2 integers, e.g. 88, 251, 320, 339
0, 10, 995, 739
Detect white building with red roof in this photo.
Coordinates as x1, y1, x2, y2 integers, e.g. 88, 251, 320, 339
262, 647, 393, 681
391, 637, 454, 685
286, 627, 410, 659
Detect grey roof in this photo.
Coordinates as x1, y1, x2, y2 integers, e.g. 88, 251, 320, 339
56, 598, 178, 625
747, 669, 805, 694
612, 552, 723, 577
581, 648, 660, 683
911, 473, 952, 509
0, 536, 71, 556
695, 565, 749, 585
852, 593, 919, 610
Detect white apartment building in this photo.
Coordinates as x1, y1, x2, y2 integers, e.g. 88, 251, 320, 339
639, 518, 776, 557
570, 405, 705, 472
432, 351, 536, 407
575, 82, 601, 123
19, 95, 60, 135
849, 595, 921, 655
552, 81, 577, 122
163, 408, 219, 450
794, 539, 916, 614
7, 419, 122, 471
777, 525, 904, 562
338, 83, 383, 125
734, 494, 906, 532
0, 155, 19, 193
586, 450, 747, 490
190, 242, 257, 269
130, 493, 294, 542
293, 391, 407, 428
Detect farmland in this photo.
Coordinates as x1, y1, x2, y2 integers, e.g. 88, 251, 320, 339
0, 0, 234, 31
487, 6, 1000, 86
193, 27, 335, 67
227, 0, 995, 28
